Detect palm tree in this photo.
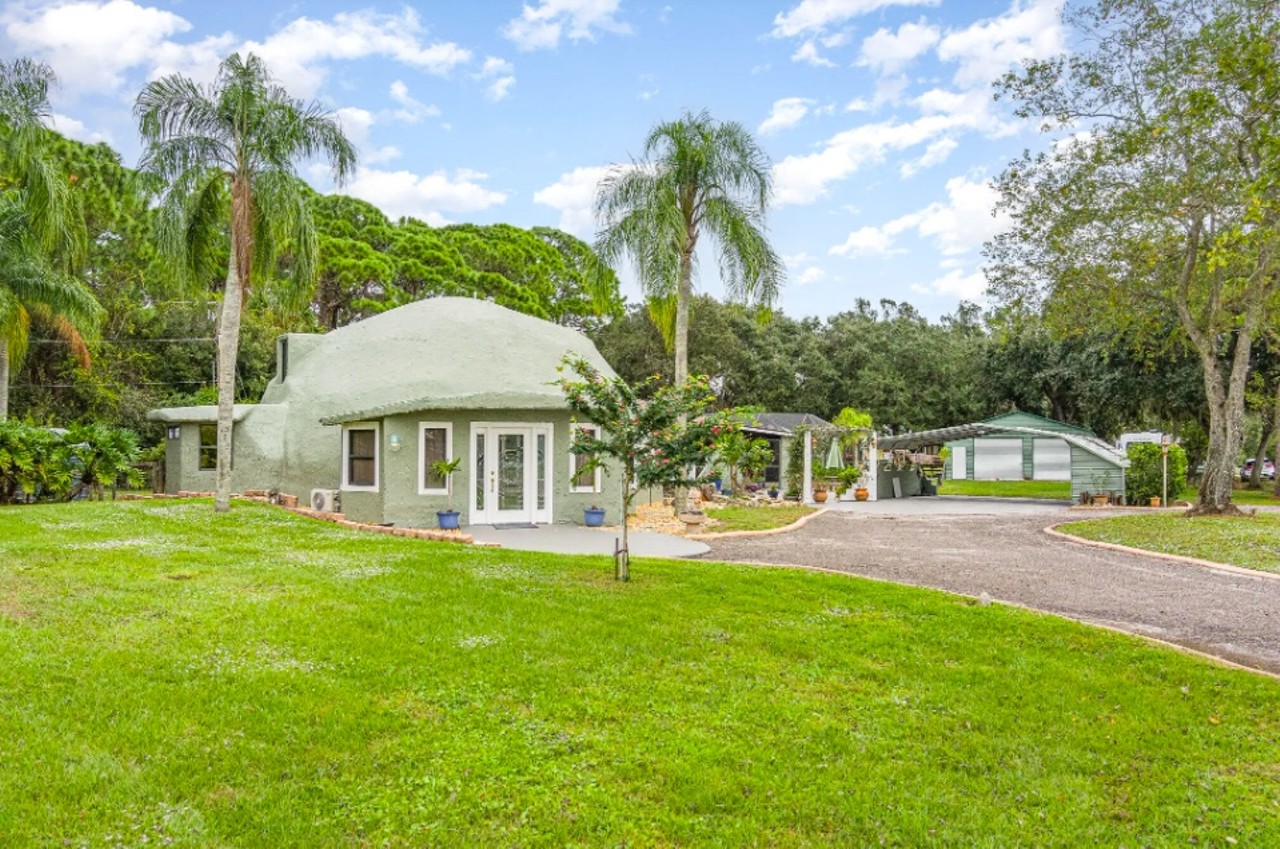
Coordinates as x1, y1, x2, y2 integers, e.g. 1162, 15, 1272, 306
0, 58, 99, 421
594, 109, 783, 386
135, 53, 356, 512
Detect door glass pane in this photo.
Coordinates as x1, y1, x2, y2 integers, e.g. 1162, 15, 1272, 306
475, 432, 485, 511
498, 433, 525, 511
536, 433, 546, 510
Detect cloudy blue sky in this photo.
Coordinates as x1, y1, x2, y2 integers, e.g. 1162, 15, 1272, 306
1, 0, 1069, 320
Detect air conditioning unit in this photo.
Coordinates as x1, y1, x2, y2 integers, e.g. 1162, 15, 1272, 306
311, 488, 340, 513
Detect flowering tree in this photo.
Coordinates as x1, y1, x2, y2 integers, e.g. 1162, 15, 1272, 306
557, 355, 733, 581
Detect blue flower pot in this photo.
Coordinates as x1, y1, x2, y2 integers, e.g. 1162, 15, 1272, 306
437, 510, 460, 530
584, 507, 606, 527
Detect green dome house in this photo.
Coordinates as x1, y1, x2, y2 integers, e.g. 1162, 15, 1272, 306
149, 298, 620, 527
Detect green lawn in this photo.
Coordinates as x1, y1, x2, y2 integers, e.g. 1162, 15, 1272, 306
705, 503, 816, 532
939, 479, 1073, 499
1175, 484, 1280, 507
1060, 512, 1280, 574
2, 500, 1279, 845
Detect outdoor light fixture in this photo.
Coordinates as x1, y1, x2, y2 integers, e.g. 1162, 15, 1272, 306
389, 433, 402, 452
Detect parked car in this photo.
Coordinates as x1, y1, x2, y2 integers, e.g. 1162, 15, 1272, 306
1240, 458, 1276, 481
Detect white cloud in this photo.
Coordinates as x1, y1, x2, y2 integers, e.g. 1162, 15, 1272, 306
241, 9, 471, 99
533, 165, 612, 235
856, 19, 939, 75
829, 226, 898, 257
791, 39, 835, 67
344, 167, 507, 225
503, 0, 631, 51
49, 111, 111, 144
937, 0, 1065, 90
771, 0, 939, 38
795, 266, 827, 286
899, 137, 957, 177
913, 268, 988, 300
3, 0, 200, 94
759, 97, 815, 135
474, 56, 516, 102
4, 3, 471, 101
831, 174, 1007, 260
335, 106, 376, 146
389, 80, 441, 122
774, 111, 984, 206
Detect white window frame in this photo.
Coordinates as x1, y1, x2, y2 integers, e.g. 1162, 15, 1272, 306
342, 422, 380, 492
418, 421, 453, 495
569, 424, 602, 494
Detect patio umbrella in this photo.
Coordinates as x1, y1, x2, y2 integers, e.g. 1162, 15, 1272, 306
825, 437, 843, 470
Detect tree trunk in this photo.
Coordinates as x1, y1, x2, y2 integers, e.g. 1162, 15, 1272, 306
1250, 420, 1272, 489
0, 343, 8, 422
1173, 220, 1252, 516
214, 181, 250, 513
673, 248, 694, 385
1273, 379, 1280, 497
672, 247, 695, 515
617, 469, 631, 582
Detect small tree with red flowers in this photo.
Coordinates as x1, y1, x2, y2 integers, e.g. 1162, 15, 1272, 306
557, 355, 734, 581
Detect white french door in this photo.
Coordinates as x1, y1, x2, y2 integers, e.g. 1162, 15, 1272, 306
469, 423, 552, 525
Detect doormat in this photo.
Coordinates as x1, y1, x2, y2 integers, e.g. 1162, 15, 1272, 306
491, 523, 538, 530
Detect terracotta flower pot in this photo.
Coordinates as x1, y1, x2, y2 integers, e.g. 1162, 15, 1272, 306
813, 490, 829, 503
855, 486, 869, 502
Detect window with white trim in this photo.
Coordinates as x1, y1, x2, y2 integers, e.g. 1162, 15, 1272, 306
342, 423, 379, 491
418, 422, 452, 494
569, 424, 601, 493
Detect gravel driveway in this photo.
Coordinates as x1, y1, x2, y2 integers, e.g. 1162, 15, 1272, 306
702, 510, 1280, 675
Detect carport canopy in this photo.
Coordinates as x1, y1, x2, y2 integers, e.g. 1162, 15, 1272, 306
877, 423, 1127, 467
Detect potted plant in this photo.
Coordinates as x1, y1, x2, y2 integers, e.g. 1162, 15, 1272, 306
812, 464, 835, 503
430, 456, 463, 530
837, 465, 862, 501
584, 504, 606, 526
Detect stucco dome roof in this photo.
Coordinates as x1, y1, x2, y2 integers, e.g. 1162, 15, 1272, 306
257, 296, 617, 423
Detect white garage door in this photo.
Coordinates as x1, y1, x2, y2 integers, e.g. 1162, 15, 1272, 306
951, 446, 967, 480
1032, 438, 1071, 481
974, 438, 1023, 480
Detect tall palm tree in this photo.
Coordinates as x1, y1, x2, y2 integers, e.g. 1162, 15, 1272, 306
0, 58, 99, 421
594, 109, 783, 386
135, 53, 356, 512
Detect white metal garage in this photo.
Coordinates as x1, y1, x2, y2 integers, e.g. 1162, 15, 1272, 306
974, 438, 1022, 479
1032, 438, 1072, 481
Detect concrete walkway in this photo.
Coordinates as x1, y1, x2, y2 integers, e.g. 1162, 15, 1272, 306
462, 524, 709, 558
703, 510, 1280, 676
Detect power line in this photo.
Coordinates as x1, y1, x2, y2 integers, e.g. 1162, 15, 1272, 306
29, 338, 216, 344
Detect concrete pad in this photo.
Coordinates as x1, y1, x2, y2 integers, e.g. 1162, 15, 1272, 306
820, 495, 1073, 517
461, 524, 709, 558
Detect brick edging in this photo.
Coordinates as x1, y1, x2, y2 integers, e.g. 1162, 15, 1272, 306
1043, 523, 1280, 582
688, 507, 829, 541
119, 492, 474, 545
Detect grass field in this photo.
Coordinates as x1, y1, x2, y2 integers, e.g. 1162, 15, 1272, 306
1179, 484, 1280, 506
704, 503, 816, 532
938, 479, 1073, 499
2, 499, 1278, 845
1060, 512, 1280, 574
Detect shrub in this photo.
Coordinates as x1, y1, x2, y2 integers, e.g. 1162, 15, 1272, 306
0, 421, 71, 503
0, 421, 143, 504
1125, 442, 1187, 504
